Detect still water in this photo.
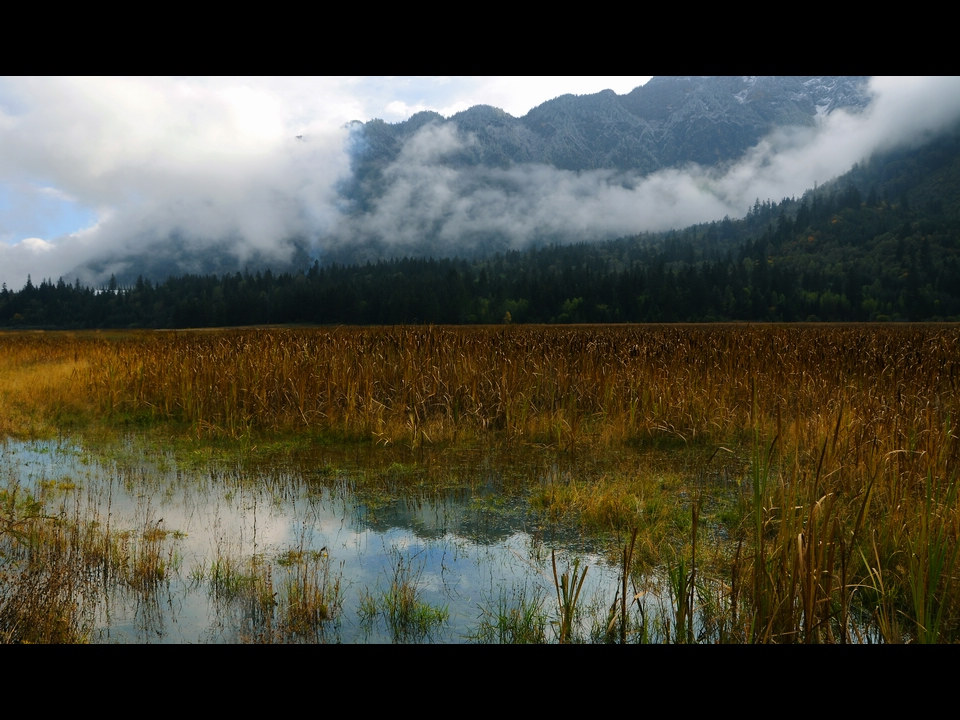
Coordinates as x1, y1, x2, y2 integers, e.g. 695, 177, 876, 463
2, 435, 638, 643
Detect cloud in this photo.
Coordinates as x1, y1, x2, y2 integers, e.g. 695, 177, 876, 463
324, 76, 960, 257
2, 76, 960, 291
331, 152, 737, 255
345, 76, 653, 122
0, 77, 357, 286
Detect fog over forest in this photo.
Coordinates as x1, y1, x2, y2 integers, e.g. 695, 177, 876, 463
2, 76, 960, 291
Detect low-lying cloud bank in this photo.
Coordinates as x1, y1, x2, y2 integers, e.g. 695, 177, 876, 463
2, 76, 960, 291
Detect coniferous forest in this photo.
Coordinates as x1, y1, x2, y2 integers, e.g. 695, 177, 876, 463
4, 121, 960, 328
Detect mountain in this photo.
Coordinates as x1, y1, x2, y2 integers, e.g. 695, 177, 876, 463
62, 76, 881, 286
345, 76, 872, 181
7, 116, 960, 327
320, 76, 874, 265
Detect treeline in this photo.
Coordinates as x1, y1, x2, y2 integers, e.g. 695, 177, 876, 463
3, 127, 960, 328
2, 204, 957, 328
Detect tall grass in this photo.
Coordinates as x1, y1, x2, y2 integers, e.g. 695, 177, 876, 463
3, 323, 960, 642
0, 469, 184, 643
472, 584, 549, 644
551, 549, 588, 643
204, 543, 343, 643
0, 480, 90, 642
358, 551, 448, 642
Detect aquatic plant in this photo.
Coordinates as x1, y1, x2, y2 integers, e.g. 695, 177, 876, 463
3, 323, 960, 642
551, 549, 588, 644
358, 552, 448, 642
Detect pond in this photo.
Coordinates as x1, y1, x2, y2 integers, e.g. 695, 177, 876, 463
2, 435, 657, 644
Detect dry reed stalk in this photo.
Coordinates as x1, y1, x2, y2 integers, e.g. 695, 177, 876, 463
6, 324, 960, 641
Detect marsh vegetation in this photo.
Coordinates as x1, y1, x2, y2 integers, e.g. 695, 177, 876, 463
1, 323, 959, 643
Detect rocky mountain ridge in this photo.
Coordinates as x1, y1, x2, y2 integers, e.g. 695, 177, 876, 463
347, 76, 873, 179
69, 76, 881, 285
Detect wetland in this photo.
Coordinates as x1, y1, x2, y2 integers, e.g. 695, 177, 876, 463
2, 323, 959, 643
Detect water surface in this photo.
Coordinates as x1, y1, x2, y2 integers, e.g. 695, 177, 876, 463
3, 435, 636, 643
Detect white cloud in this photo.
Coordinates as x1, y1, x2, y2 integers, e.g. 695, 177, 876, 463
1, 76, 657, 288
17, 237, 53, 252
322, 76, 960, 259
1, 75, 959, 291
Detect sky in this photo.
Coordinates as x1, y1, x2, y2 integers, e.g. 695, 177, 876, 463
2, 75, 960, 291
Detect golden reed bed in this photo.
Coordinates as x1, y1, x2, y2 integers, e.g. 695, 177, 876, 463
2, 323, 959, 642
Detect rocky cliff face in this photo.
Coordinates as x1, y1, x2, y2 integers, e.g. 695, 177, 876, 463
68, 77, 879, 284
347, 76, 872, 181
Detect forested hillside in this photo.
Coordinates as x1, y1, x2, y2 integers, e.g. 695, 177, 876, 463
3, 120, 960, 328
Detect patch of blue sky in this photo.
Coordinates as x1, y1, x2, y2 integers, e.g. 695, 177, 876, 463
0, 180, 98, 245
